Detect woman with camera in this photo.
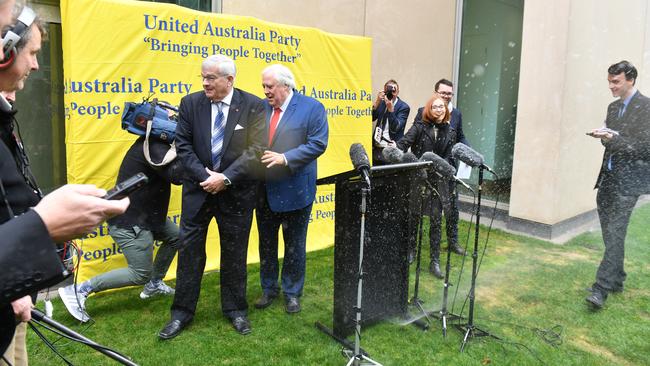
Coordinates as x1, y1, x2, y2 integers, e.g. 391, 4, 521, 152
396, 93, 461, 279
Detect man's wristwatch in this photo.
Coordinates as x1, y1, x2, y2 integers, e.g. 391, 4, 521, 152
223, 177, 232, 186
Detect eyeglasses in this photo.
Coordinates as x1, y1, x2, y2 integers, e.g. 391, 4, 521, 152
437, 91, 454, 97
200, 74, 223, 82
431, 105, 446, 110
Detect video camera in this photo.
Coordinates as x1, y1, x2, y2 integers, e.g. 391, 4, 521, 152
121, 97, 178, 143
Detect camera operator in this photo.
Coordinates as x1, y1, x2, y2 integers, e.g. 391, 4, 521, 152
0, 4, 128, 356
371, 79, 410, 165
59, 136, 184, 323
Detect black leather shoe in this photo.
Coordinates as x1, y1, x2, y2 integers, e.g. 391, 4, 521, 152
231, 316, 252, 335
450, 244, 466, 256
586, 290, 607, 309
285, 297, 301, 313
254, 293, 277, 309
429, 262, 444, 279
158, 319, 190, 340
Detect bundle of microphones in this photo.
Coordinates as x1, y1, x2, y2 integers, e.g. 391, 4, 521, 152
382, 145, 484, 192
348, 142, 491, 191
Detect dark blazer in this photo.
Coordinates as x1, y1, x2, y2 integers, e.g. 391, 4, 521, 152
175, 88, 266, 219
264, 91, 328, 212
397, 118, 457, 162
372, 98, 410, 142
415, 106, 468, 146
595, 91, 650, 195
0, 110, 60, 352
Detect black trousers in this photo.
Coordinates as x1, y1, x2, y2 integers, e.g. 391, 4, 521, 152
594, 181, 639, 293
171, 196, 253, 321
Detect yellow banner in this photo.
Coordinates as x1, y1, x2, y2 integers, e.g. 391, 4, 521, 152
61, 0, 372, 283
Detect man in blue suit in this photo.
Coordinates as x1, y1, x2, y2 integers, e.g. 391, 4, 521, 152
254, 64, 328, 314
371, 79, 410, 165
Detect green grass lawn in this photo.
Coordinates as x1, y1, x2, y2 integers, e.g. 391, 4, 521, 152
27, 203, 650, 365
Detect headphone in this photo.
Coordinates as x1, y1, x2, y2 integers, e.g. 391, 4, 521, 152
0, 6, 35, 69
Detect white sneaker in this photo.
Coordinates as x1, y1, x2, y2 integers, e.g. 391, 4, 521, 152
58, 285, 90, 323
140, 280, 175, 299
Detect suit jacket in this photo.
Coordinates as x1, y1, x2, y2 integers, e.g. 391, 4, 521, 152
175, 88, 266, 219
372, 98, 410, 142
595, 91, 650, 196
0, 109, 62, 352
415, 106, 468, 146
264, 91, 328, 213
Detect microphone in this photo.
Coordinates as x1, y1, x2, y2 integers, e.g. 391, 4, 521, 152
349, 143, 371, 187
401, 151, 427, 181
451, 143, 495, 174
382, 146, 404, 164
420, 152, 473, 192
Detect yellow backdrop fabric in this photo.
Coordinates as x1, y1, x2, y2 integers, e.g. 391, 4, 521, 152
60, 0, 372, 283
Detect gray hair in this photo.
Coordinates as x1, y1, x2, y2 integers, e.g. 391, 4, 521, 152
262, 64, 296, 90
202, 54, 236, 77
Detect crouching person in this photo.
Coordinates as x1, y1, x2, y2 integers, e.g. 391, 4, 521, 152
59, 137, 184, 322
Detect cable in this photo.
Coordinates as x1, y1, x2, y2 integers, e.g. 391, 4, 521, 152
28, 322, 74, 366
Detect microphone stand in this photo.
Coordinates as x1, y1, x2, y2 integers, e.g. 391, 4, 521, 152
343, 184, 382, 366
431, 179, 464, 338
407, 176, 437, 330
454, 166, 498, 352
31, 308, 139, 365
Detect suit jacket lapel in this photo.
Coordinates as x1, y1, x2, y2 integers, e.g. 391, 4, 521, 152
222, 89, 242, 153
199, 95, 213, 158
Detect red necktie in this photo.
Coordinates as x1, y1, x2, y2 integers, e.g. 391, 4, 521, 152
268, 107, 281, 145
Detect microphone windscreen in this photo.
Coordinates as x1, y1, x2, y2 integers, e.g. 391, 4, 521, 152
382, 146, 404, 164
420, 151, 456, 178
402, 151, 426, 180
349, 143, 370, 171
451, 143, 484, 167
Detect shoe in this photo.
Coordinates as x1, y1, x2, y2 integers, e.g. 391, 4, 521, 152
140, 280, 175, 299
585, 290, 607, 309
254, 293, 277, 309
450, 244, 466, 256
285, 297, 301, 314
159, 318, 190, 340
58, 285, 90, 323
429, 261, 444, 279
231, 316, 252, 335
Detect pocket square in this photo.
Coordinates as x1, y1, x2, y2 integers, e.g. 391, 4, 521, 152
234, 124, 245, 130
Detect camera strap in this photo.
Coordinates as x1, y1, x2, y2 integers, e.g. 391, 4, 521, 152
143, 119, 176, 167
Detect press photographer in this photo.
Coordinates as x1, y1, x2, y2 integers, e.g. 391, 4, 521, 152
1, 3, 128, 358
371, 79, 410, 165
59, 99, 185, 323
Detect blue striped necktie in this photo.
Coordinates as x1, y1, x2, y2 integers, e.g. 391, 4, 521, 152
211, 101, 225, 170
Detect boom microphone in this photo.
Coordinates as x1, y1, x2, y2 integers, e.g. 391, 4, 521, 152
420, 152, 473, 192
349, 143, 371, 187
451, 143, 495, 174
382, 146, 404, 164
402, 151, 427, 180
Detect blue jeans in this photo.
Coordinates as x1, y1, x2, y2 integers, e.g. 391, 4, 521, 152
89, 220, 179, 292
256, 196, 312, 298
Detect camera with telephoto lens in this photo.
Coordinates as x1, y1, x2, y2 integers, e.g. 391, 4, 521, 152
385, 85, 396, 100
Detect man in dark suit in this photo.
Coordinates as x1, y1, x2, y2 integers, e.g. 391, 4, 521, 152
158, 55, 266, 338
586, 60, 650, 309
371, 79, 409, 165
253, 64, 328, 314
412, 78, 468, 261
1, 8, 128, 354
